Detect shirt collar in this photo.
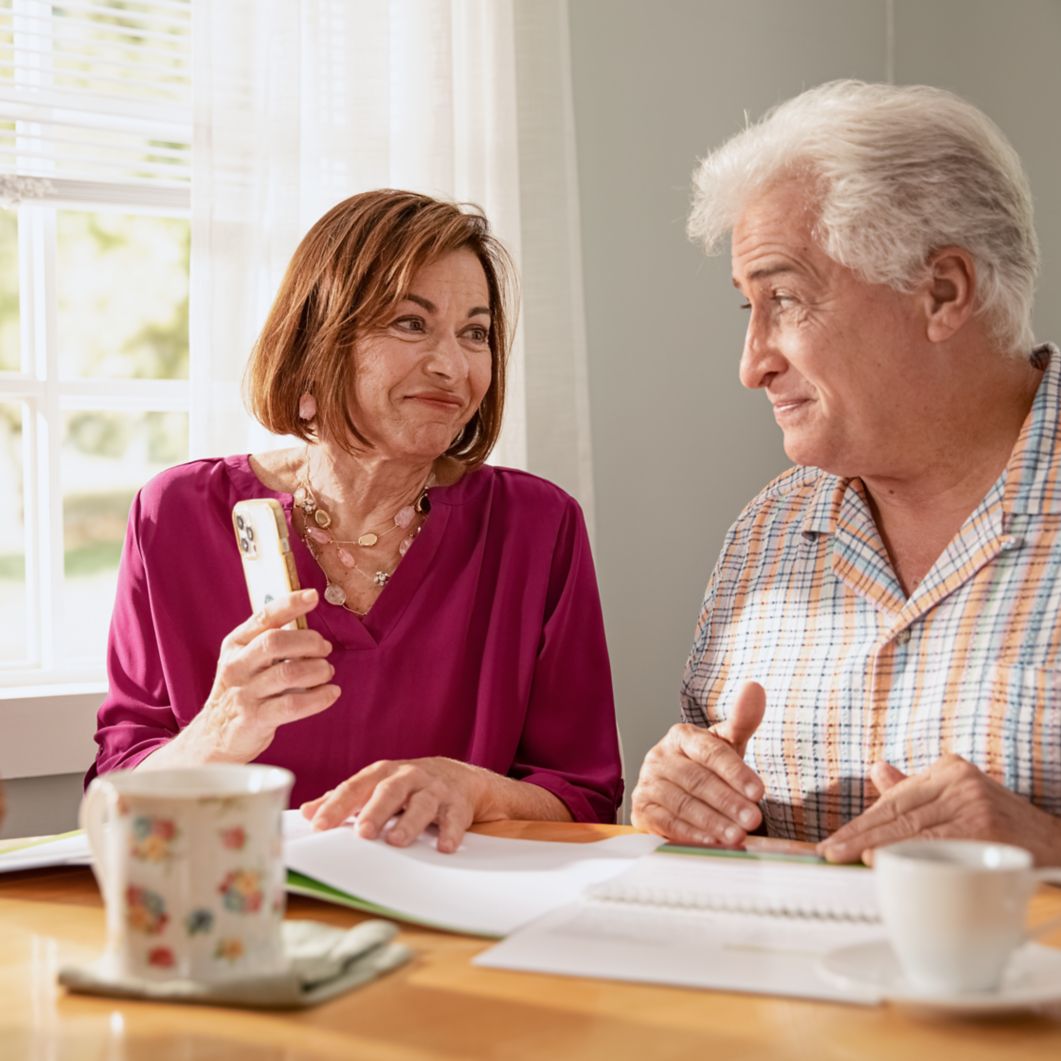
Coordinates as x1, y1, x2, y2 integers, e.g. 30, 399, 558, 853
1001, 342, 1061, 515
800, 341, 1061, 537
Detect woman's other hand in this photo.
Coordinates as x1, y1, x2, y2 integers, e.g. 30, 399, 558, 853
143, 589, 339, 768
301, 757, 496, 853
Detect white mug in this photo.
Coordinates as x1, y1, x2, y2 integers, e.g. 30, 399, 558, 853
874, 839, 1061, 994
81, 764, 293, 984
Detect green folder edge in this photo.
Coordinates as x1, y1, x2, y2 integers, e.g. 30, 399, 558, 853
658, 842, 869, 868
285, 870, 502, 939
0, 833, 499, 939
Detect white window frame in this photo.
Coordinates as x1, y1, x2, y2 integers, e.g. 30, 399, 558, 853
0, 0, 192, 778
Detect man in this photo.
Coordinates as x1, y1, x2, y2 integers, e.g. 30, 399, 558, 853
631, 80, 1061, 865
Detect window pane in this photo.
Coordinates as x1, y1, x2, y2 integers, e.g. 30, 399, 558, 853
60, 410, 188, 661
0, 210, 17, 373
0, 401, 27, 663
56, 211, 189, 380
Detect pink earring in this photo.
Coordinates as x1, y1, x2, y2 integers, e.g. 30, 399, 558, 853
299, 393, 317, 420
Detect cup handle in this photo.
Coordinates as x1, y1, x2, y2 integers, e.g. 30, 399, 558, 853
1027, 867, 1061, 943
79, 778, 117, 907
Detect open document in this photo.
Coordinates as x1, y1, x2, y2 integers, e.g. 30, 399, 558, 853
1, 814, 663, 939
284, 820, 664, 937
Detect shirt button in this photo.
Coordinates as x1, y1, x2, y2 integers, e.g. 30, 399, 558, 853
896, 629, 912, 645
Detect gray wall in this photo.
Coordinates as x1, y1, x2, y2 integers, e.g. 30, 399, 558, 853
568, 0, 1061, 813
1, 774, 83, 840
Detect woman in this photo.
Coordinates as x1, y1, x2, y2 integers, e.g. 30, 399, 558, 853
89, 190, 622, 851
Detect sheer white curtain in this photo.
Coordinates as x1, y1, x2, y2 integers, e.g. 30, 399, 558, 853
190, 0, 594, 524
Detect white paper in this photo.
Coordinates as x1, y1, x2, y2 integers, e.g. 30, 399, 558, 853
0, 832, 92, 874
284, 821, 664, 937
0, 810, 315, 876
475, 900, 884, 1004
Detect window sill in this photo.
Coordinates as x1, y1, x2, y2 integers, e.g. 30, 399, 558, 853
0, 683, 104, 780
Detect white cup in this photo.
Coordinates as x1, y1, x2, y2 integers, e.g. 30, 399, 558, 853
874, 839, 1061, 995
81, 764, 293, 984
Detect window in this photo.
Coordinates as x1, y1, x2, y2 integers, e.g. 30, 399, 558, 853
0, 0, 191, 686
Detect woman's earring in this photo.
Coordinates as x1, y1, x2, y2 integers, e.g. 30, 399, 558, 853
299, 393, 317, 421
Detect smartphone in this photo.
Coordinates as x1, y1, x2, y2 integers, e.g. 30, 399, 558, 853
232, 498, 306, 629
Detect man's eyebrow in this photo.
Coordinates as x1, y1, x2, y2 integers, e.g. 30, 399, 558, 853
403, 293, 491, 318
732, 264, 799, 288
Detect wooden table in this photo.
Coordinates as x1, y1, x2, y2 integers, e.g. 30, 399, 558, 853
3, 821, 1061, 1061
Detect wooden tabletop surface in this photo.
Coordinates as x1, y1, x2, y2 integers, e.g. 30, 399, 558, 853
2, 820, 1061, 1061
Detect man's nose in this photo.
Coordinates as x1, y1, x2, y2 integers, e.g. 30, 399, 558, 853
738, 316, 786, 390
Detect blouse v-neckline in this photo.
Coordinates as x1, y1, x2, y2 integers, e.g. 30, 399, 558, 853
230, 454, 454, 650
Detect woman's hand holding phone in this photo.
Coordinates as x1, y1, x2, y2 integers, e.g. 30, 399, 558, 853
141, 589, 339, 769
196, 588, 339, 761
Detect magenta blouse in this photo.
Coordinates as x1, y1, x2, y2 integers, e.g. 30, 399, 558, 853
88, 456, 623, 822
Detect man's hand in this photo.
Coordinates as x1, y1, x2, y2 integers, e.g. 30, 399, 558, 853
630, 681, 766, 846
818, 754, 1061, 866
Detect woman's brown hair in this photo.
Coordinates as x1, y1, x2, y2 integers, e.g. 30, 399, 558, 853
245, 189, 517, 466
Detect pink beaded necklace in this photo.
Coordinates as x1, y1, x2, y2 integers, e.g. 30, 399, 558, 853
293, 456, 432, 608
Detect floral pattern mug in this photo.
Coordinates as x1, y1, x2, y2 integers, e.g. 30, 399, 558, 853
80, 764, 293, 983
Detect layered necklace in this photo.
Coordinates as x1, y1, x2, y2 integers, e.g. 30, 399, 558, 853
293, 452, 432, 612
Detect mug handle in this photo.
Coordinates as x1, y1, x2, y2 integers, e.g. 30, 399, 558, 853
1027, 867, 1061, 943
79, 777, 118, 907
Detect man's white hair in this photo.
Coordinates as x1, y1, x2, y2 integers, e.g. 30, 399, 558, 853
688, 80, 1039, 352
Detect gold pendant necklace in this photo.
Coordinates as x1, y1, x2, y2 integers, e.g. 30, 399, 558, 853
293, 456, 432, 609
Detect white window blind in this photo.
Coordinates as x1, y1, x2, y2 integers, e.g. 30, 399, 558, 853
0, 0, 190, 208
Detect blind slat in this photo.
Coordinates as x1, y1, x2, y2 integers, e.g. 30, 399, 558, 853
3, 8, 191, 47
0, 38, 192, 71
2, 0, 190, 194
27, 0, 191, 27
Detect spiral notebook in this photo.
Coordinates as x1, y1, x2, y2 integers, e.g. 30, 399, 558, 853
587, 844, 879, 921
475, 845, 885, 1004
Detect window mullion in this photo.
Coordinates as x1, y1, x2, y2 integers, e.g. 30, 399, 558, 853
23, 204, 60, 673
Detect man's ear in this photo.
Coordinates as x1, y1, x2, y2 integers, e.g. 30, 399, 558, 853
921, 246, 977, 342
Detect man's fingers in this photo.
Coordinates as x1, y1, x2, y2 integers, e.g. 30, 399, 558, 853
672, 726, 764, 802
651, 775, 758, 844
631, 795, 740, 847
819, 771, 948, 861
713, 680, 766, 757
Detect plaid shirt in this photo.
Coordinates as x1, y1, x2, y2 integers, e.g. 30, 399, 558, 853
681, 343, 1061, 842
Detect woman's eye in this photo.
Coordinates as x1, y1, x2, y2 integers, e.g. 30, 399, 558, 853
464, 326, 489, 343
394, 316, 425, 333
739, 302, 752, 311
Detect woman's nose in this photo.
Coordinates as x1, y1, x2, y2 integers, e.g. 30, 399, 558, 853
425, 333, 466, 378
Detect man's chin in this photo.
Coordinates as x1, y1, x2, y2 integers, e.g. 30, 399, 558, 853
781, 435, 844, 475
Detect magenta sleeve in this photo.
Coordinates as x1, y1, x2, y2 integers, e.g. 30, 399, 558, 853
86, 490, 181, 785
507, 499, 624, 823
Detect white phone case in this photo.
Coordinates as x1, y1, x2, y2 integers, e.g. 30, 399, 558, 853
232, 498, 306, 629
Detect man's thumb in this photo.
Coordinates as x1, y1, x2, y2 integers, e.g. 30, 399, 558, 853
716, 681, 766, 757
870, 760, 907, 796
